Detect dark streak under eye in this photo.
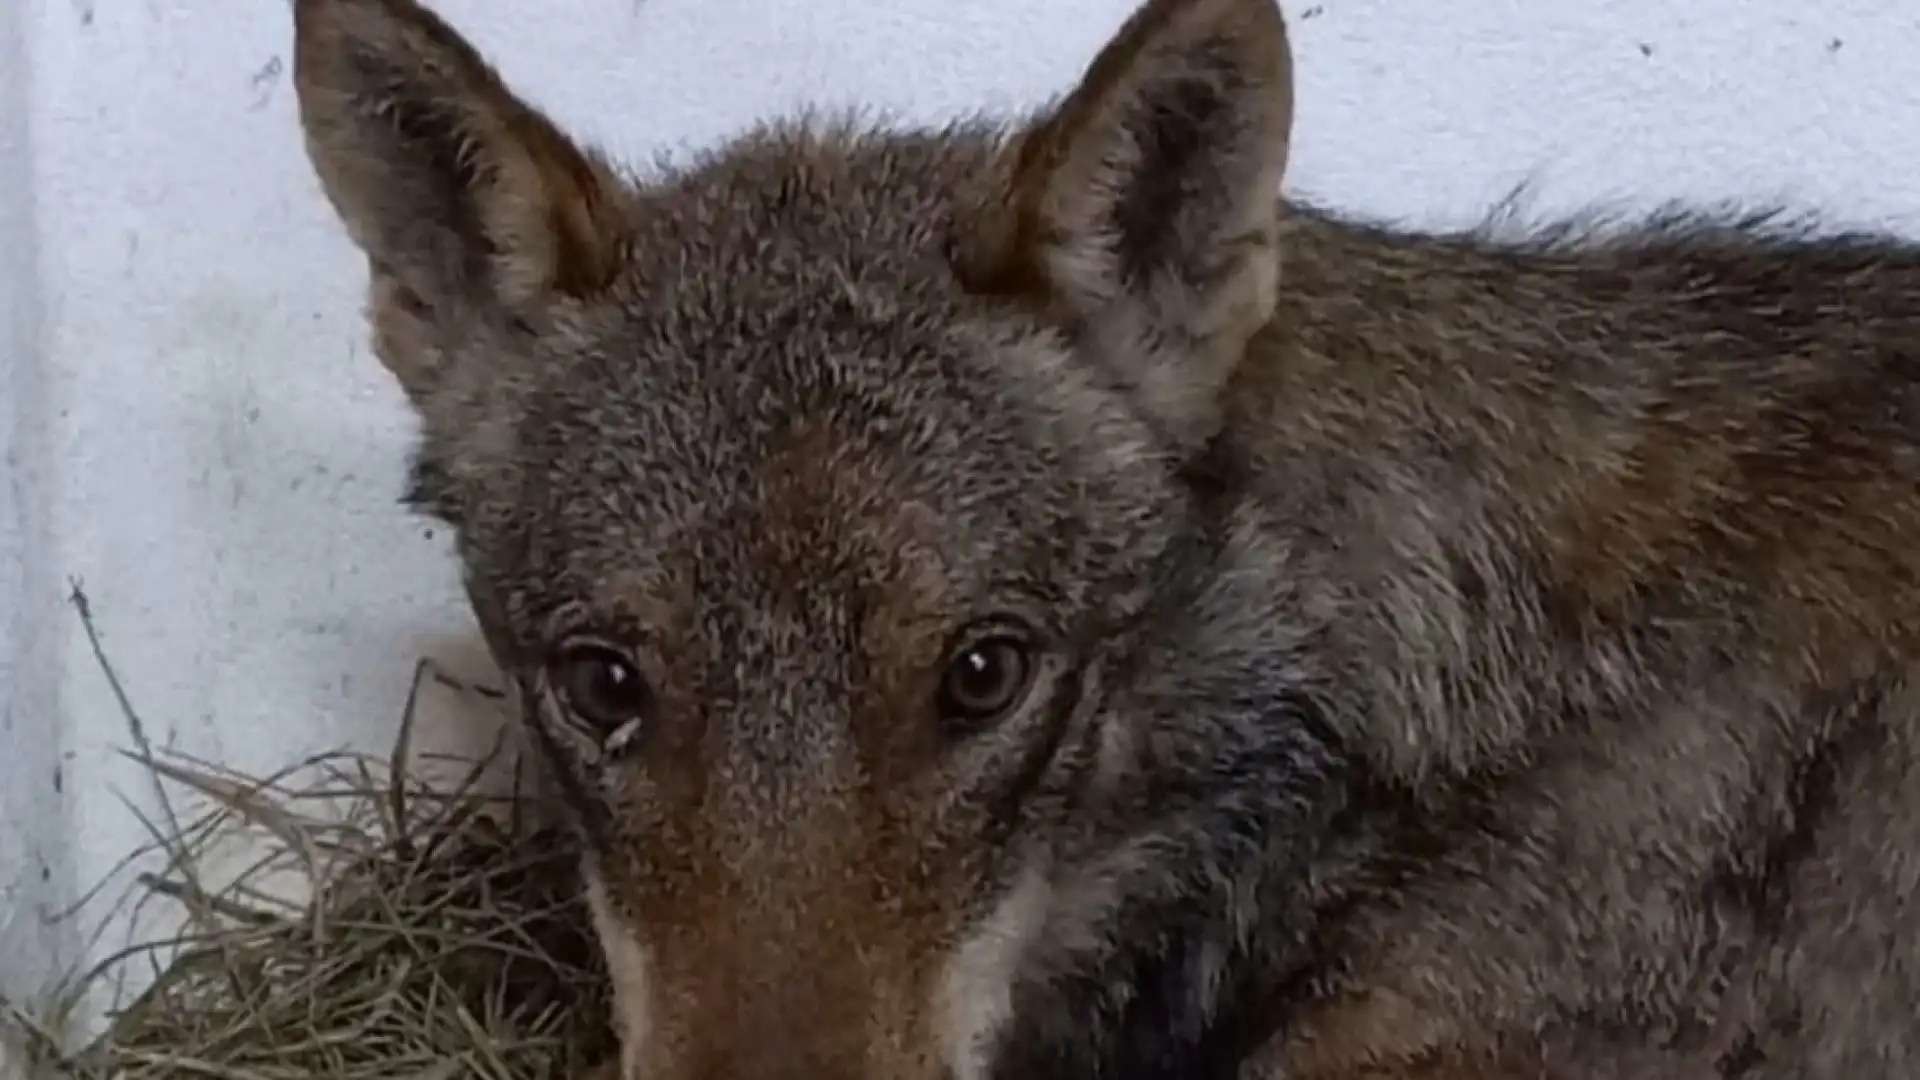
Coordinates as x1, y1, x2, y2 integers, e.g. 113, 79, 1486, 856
979, 657, 1085, 851
527, 711, 609, 849
971, 514, 1232, 849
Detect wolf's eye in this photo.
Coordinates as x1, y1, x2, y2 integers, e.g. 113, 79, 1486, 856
937, 631, 1036, 725
552, 643, 651, 743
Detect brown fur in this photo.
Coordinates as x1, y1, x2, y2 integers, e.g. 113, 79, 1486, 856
290, 0, 1920, 1077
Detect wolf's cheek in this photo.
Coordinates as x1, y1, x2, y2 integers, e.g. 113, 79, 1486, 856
932, 866, 1056, 1080
584, 865, 657, 1080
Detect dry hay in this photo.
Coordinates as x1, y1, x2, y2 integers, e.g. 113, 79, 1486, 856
3, 626, 617, 1080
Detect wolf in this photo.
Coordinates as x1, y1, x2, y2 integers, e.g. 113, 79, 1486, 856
289, 0, 1920, 1075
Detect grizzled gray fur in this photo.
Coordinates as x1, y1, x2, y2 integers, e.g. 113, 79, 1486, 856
290, 0, 1920, 1076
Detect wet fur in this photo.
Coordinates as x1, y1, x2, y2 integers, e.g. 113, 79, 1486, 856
290, 0, 1920, 1077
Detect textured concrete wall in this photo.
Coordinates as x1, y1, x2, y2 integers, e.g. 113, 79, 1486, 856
6, 0, 1920, 1039
1, 0, 68, 1034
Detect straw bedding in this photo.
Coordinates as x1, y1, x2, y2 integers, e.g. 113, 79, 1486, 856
4, 598, 616, 1080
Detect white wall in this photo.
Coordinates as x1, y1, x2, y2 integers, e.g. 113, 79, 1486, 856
7, 0, 1920, 1039
2, 0, 66, 1029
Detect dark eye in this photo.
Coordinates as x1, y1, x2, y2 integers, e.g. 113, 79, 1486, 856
551, 643, 651, 736
936, 632, 1036, 725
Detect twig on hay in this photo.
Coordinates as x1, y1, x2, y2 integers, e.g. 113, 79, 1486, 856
15, 616, 612, 1080
68, 580, 188, 858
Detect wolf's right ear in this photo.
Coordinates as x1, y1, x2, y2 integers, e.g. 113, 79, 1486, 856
956, 0, 1292, 452
293, 0, 628, 391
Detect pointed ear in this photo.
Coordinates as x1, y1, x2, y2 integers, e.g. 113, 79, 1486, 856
292, 0, 628, 389
958, 0, 1293, 449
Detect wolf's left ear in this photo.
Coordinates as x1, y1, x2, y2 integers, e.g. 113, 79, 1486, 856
958, 0, 1293, 448
293, 0, 629, 319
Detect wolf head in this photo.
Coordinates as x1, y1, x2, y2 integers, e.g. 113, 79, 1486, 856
292, 0, 1316, 1076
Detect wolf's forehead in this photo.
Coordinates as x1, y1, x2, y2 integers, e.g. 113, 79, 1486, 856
579, 279, 1002, 494
625, 126, 994, 278
539, 332, 1001, 539
533, 405, 1004, 640
556, 392, 999, 552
